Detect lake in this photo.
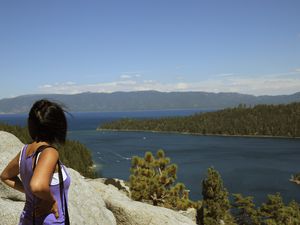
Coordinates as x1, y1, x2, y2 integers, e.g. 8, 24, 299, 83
1, 110, 299, 205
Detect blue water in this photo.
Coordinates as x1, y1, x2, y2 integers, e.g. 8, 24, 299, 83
1, 110, 300, 205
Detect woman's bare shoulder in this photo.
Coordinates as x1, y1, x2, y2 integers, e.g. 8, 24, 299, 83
39, 147, 59, 160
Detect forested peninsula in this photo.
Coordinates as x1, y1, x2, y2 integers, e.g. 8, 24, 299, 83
99, 102, 300, 138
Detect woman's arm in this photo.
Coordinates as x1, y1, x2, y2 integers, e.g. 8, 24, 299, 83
0, 152, 25, 193
30, 147, 58, 202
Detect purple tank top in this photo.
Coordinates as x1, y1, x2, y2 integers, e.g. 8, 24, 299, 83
19, 145, 71, 225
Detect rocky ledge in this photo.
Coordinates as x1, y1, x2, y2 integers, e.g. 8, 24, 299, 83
0, 131, 196, 225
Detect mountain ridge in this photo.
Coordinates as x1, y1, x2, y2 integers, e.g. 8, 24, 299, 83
0, 91, 299, 114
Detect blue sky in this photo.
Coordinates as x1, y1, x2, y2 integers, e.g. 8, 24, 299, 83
0, 0, 299, 98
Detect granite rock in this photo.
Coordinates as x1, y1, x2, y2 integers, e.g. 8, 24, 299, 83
89, 179, 197, 225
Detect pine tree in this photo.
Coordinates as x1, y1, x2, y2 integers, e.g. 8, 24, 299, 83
232, 193, 260, 225
259, 192, 284, 223
129, 149, 198, 210
199, 167, 236, 225
259, 193, 300, 225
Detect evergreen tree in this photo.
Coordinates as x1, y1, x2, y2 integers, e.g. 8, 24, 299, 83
259, 193, 300, 225
129, 149, 198, 210
259, 193, 284, 222
199, 167, 236, 225
232, 193, 260, 225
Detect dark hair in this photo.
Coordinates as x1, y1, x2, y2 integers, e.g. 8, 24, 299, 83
28, 99, 67, 145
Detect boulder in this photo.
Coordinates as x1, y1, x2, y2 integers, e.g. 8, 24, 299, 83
178, 208, 197, 223
89, 179, 197, 225
67, 169, 116, 225
0, 131, 26, 225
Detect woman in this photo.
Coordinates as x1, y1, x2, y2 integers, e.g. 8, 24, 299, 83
0, 99, 71, 225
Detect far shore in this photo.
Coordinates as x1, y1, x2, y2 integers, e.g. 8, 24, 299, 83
96, 128, 300, 139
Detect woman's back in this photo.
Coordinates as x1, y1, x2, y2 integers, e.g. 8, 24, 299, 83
19, 144, 71, 225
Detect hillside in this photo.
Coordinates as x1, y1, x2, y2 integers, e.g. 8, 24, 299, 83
0, 91, 300, 113
99, 102, 300, 138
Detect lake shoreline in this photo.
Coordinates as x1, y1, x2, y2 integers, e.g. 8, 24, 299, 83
97, 128, 300, 139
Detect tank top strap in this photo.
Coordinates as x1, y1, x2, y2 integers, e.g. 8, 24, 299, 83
59, 160, 69, 176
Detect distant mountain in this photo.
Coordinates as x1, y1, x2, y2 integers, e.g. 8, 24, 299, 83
0, 91, 299, 114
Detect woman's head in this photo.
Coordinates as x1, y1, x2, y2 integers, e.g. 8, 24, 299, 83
28, 99, 67, 145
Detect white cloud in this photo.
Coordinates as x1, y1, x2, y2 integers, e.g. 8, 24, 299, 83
120, 72, 142, 79
38, 71, 300, 96
118, 80, 137, 85
143, 80, 155, 84
120, 75, 132, 79
176, 82, 189, 90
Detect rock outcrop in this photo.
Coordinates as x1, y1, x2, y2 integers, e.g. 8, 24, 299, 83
0, 131, 27, 225
0, 131, 196, 225
89, 179, 196, 225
